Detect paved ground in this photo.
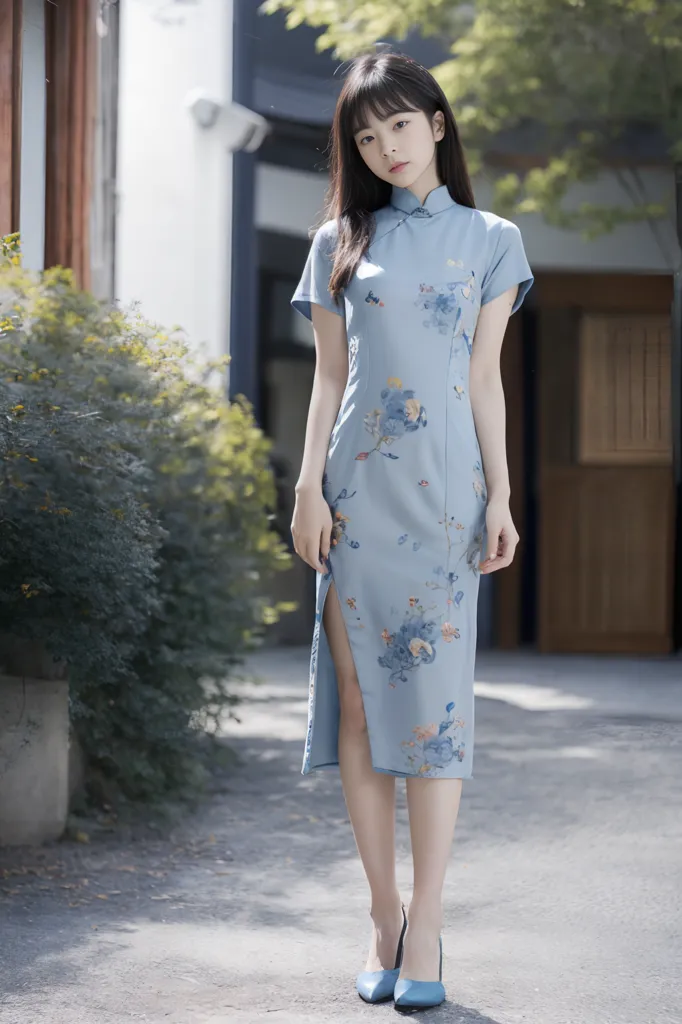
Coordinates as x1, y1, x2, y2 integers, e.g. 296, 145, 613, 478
1, 647, 681, 1024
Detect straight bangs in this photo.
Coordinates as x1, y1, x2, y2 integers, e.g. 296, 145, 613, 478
344, 79, 422, 138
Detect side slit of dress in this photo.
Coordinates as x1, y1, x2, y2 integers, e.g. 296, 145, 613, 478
303, 564, 387, 775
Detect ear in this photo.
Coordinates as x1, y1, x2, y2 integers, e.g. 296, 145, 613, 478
432, 110, 445, 142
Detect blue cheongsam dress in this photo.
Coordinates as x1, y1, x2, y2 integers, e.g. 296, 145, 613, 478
291, 183, 534, 779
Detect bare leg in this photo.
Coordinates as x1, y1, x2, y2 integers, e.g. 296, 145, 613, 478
323, 583, 404, 971
399, 777, 463, 980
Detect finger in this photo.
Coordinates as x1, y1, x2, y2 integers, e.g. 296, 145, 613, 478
306, 545, 326, 573
320, 527, 331, 560
486, 528, 500, 562
294, 542, 315, 571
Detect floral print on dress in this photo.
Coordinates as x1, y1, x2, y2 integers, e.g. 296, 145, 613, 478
356, 377, 427, 461
415, 271, 479, 350
397, 534, 423, 551
401, 701, 466, 775
466, 533, 484, 575
415, 282, 459, 335
348, 335, 360, 374
378, 597, 439, 687
473, 461, 487, 503
322, 471, 360, 550
345, 595, 366, 631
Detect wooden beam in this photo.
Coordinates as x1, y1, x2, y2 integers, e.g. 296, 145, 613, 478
44, 0, 95, 286
0, 0, 22, 238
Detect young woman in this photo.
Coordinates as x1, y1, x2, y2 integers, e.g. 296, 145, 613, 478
290, 51, 533, 1011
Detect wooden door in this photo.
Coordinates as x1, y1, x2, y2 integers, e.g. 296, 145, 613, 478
495, 312, 526, 647
537, 283, 675, 654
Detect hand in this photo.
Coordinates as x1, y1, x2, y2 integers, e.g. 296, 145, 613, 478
291, 487, 333, 573
480, 499, 519, 574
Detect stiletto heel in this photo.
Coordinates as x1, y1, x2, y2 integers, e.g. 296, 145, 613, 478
356, 904, 408, 1003
393, 934, 446, 1011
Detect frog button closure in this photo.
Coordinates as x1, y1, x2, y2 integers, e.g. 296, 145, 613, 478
412, 206, 431, 218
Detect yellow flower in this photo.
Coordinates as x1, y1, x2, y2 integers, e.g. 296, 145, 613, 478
404, 398, 421, 422
387, 376, 403, 389
409, 637, 433, 658
441, 622, 460, 643
413, 724, 437, 741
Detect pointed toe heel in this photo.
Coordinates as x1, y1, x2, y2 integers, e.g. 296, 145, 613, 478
393, 935, 446, 1011
356, 905, 408, 1004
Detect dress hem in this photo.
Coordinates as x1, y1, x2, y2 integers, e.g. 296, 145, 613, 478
301, 760, 473, 781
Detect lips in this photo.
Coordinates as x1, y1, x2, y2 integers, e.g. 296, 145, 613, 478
389, 161, 409, 173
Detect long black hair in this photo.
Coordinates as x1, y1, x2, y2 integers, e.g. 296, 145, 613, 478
322, 52, 476, 301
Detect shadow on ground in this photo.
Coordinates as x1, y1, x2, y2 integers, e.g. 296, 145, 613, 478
1, 646, 680, 1023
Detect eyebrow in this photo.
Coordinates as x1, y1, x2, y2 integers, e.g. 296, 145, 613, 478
353, 113, 411, 135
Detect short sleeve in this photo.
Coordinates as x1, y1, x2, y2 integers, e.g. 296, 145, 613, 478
291, 220, 344, 322
481, 220, 534, 315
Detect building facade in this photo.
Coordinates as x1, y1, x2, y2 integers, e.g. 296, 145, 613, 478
243, 10, 681, 654
84, 0, 682, 654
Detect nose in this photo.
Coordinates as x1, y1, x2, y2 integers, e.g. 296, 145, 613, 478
381, 137, 396, 159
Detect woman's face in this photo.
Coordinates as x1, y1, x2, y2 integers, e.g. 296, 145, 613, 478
352, 107, 444, 188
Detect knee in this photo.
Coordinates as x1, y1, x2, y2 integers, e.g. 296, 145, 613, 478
338, 677, 367, 734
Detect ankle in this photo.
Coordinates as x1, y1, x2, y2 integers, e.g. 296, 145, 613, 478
369, 893, 403, 923
407, 897, 442, 924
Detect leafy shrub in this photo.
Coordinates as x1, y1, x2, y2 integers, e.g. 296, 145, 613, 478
0, 244, 293, 805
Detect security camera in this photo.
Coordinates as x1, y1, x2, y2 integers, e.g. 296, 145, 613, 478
185, 89, 222, 129
223, 100, 270, 153
185, 89, 270, 153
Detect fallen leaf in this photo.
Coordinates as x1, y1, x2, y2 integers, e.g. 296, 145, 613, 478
96, 894, 109, 900
75, 831, 90, 844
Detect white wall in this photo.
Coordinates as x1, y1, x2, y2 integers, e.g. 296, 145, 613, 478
19, 0, 46, 273
116, 0, 234, 363
256, 163, 680, 275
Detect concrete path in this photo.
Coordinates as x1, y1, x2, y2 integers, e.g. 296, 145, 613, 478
1, 648, 681, 1024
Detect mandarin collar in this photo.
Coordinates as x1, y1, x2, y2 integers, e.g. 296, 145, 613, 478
390, 183, 456, 217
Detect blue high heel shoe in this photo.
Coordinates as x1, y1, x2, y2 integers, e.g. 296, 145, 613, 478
393, 934, 446, 1011
356, 904, 408, 1003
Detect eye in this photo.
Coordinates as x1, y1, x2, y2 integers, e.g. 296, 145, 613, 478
358, 134, 374, 146
394, 120, 409, 130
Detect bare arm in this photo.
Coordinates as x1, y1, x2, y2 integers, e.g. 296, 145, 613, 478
292, 304, 348, 572
469, 285, 519, 573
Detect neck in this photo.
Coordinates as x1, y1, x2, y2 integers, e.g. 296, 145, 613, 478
406, 160, 442, 205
